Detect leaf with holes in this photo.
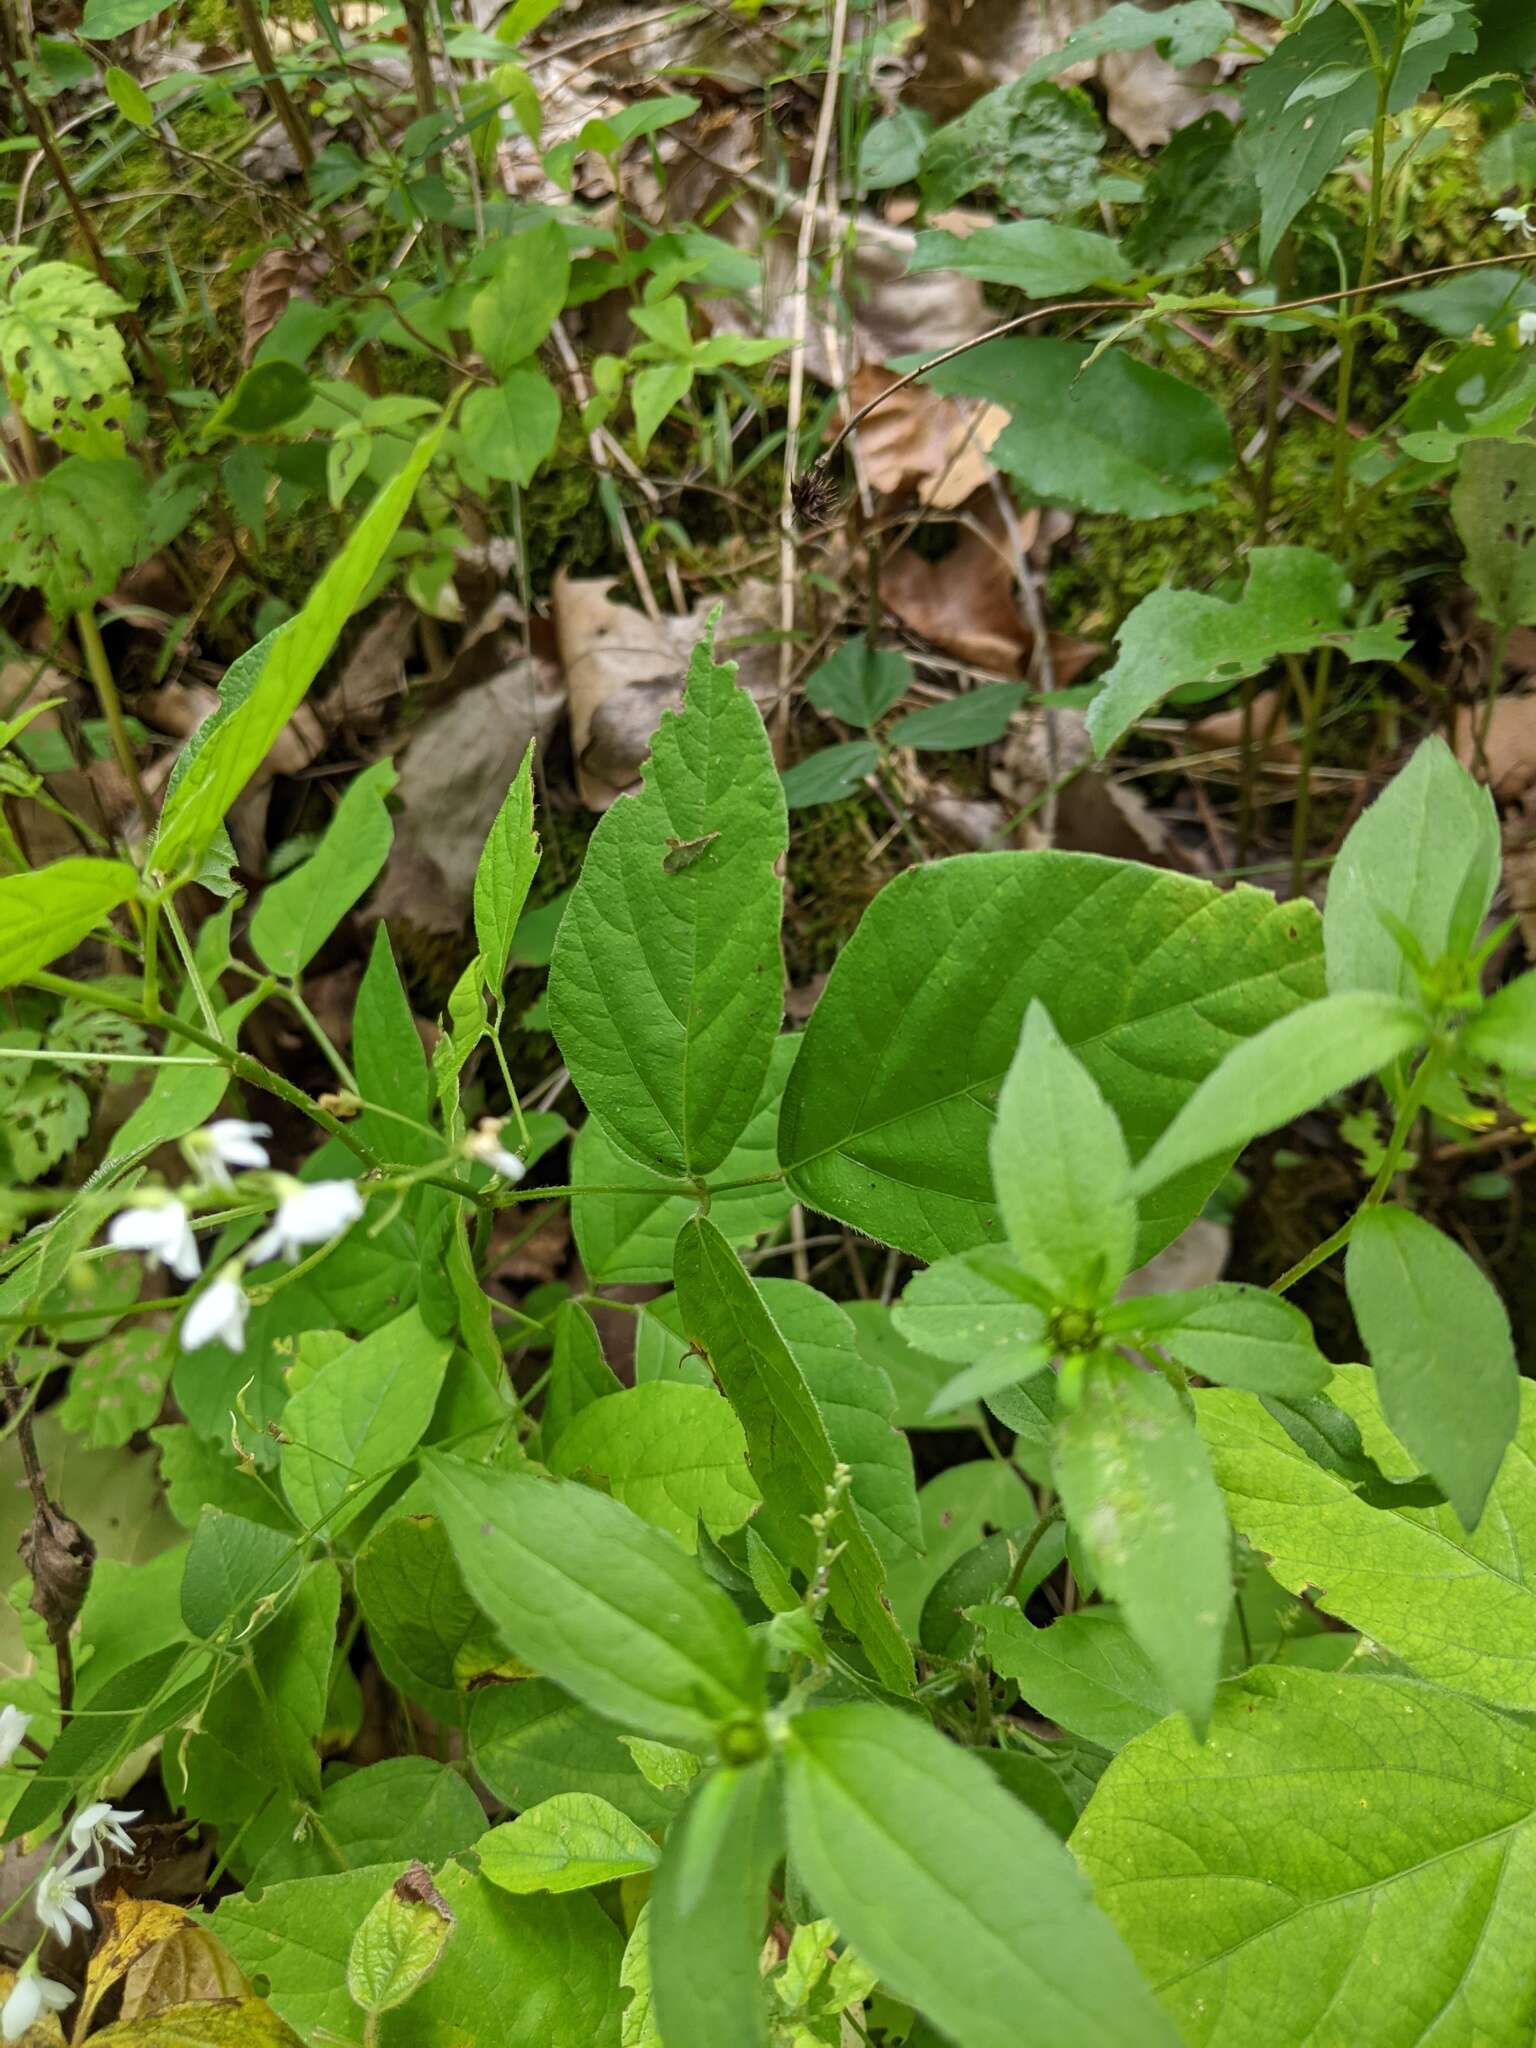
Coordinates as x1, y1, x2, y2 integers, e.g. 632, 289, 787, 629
0, 258, 132, 457
1452, 434, 1536, 633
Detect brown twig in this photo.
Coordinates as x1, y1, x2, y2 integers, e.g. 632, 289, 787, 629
1, 1359, 91, 1724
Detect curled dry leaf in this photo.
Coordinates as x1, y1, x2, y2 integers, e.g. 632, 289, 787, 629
846, 364, 1007, 509
239, 248, 321, 366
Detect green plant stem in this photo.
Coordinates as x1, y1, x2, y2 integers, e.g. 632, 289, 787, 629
229, 0, 314, 172
999, 1501, 1062, 1605
162, 897, 224, 1040
284, 983, 360, 1094
1270, 1044, 1442, 1295
1475, 620, 1511, 771
74, 608, 154, 832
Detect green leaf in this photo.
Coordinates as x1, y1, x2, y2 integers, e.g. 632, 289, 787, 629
470, 221, 570, 376
894, 1248, 1048, 1374
754, 1277, 921, 1562
976, 1605, 1173, 1749
352, 925, 434, 1166
919, 339, 1231, 520
1052, 1355, 1230, 1730
152, 424, 441, 878
570, 1036, 795, 1285
549, 620, 787, 1179
1130, 991, 1427, 1197
841, 1299, 978, 1431
631, 361, 694, 452
540, 1299, 621, 1457
59, 1323, 175, 1445
1453, 434, 1536, 632
104, 63, 155, 125
1324, 737, 1502, 1002
650, 1760, 783, 2048
474, 739, 539, 1001
927, 1342, 1053, 1421
355, 1514, 481, 1719
249, 759, 397, 979
1241, 0, 1477, 264
779, 852, 1324, 1266
784, 1703, 1176, 2048
281, 1309, 452, 1539
672, 1218, 913, 1694
1389, 266, 1536, 337
548, 1382, 759, 1551
1464, 968, 1536, 1074
81, 0, 172, 30
470, 1677, 676, 1828
462, 368, 561, 486
0, 258, 130, 457
1346, 1205, 1518, 1530
780, 739, 880, 808
251, 1756, 485, 1886
994, 1000, 1137, 1308
1123, 111, 1256, 272
1086, 548, 1408, 755
803, 636, 912, 728
209, 360, 313, 436
859, 105, 933, 189
1074, 1665, 1536, 2045
0, 858, 138, 992
885, 1460, 1037, 1636
180, 1508, 298, 1641
0, 458, 146, 618
347, 1865, 455, 2016
1021, 0, 1231, 82
1197, 1364, 1536, 1708
425, 1452, 765, 1746
480, 1793, 659, 1894
908, 222, 1128, 295
1110, 1283, 1329, 1397
887, 683, 1029, 751
919, 80, 1103, 216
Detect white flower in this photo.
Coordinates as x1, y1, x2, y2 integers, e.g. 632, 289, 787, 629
246, 1179, 364, 1265
1519, 310, 1536, 348
464, 1118, 526, 1183
35, 1849, 101, 1947
1, 1962, 74, 2041
180, 1268, 248, 1354
0, 1706, 31, 1769
69, 1802, 140, 1858
1493, 204, 1534, 237
107, 1198, 200, 1282
185, 1119, 271, 1189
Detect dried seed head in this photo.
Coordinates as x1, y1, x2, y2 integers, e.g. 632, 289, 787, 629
791, 463, 840, 528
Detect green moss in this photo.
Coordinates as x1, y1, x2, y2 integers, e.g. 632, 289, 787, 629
784, 790, 902, 984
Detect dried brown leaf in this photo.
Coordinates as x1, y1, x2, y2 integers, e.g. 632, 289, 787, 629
1455, 694, 1536, 803
847, 364, 1006, 508
881, 520, 1028, 675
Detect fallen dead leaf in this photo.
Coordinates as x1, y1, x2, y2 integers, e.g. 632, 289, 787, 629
1102, 45, 1233, 153
1455, 693, 1536, 802
846, 364, 1007, 508
1187, 686, 1298, 769
1502, 792, 1536, 960
911, 0, 1105, 114
881, 513, 1029, 675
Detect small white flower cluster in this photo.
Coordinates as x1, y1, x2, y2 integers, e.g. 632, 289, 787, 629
0, 1804, 139, 2041
1520, 311, 1536, 348
104, 1121, 366, 1355
1493, 204, 1534, 237
463, 1117, 527, 1183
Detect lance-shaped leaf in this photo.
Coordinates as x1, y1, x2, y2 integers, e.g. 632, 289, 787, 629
478, 1793, 660, 1894
1074, 1666, 1536, 2045
0, 859, 138, 990
473, 739, 540, 1002
549, 623, 787, 1178
1106, 1283, 1329, 1398
1346, 1205, 1518, 1530
1463, 969, 1536, 1075
976, 1605, 1174, 1750
1325, 737, 1502, 1004
249, 758, 397, 980
651, 1760, 783, 2048
784, 1703, 1177, 2048
673, 1218, 913, 1694
993, 1000, 1137, 1307
547, 1381, 759, 1552
1085, 548, 1408, 756
1052, 1355, 1230, 1731
780, 852, 1323, 1266
424, 1452, 764, 1746
1130, 991, 1427, 1196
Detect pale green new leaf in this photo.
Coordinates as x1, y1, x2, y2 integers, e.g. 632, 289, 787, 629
894, 1247, 1048, 1367
425, 1452, 765, 1746
1463, 969, 1536, 1074
0, 257, 131, 456
650, 1760, 783, 2048
1052, 1356, 1230, 1730
993, 1001, 1137, 1307
463, 369, 561, 486
1131, 991, 1427, 1196
478, 1793, 659, 1893
1197, 1364, 1536, 1708
921, 338, 1231, 520
0, 859, 138, 992
784, 1703, 1177, 2048
1325, 737, 1502, 1003
908, 222, 1129, 295
152, 425, 441, 878
1112, 1282, 1329, 1397
780, 852, 1324, 1266
347, 1870, 454, 2014
672, 1218, 913, 1693
0, 459, 146, 619
1074, 1666, 1536, 2046
547, 1381, 759, 1551
469, 220, 570, 375
281, 1310, 451, 1538
549, 622, 787, 1179
474, 739, 539, 1001
249, 759, 397, 979
976, 1605, 1173, 1750
632, 362, 693, 452
1086, 549, 1408, 755
1347, 1205, 1518, 1529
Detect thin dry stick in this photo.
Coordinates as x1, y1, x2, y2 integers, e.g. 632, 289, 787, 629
548, 320, 662, 621
776, 0, 851, 734
988, 479, 1060, 843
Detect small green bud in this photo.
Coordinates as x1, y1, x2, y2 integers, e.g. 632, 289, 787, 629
715, 1714, 770, 1766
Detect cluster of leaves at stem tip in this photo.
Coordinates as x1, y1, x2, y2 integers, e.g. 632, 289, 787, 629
3, 0, 1536, 2043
